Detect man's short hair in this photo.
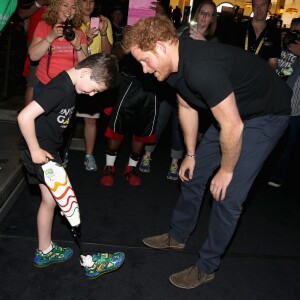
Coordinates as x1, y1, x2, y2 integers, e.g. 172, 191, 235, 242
122, 15, 178, 54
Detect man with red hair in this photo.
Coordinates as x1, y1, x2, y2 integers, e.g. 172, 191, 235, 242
122, 14, 291, 289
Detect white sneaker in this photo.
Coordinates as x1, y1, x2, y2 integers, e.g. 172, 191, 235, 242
84, 155, 97, 171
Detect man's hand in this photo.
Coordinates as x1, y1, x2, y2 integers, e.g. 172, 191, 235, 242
178, 156, 196, 182
210, 169, 233, 201
288, 40, 300, 56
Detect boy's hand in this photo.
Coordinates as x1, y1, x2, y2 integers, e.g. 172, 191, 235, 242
31, 148, 54, 164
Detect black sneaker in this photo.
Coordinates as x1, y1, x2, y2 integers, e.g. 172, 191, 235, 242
268, 177, 283, 188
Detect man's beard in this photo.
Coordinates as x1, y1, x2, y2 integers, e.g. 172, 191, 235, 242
155, 63, 172, 81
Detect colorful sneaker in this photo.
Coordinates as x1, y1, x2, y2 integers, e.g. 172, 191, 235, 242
33, 243, 73, 267
167, 163, 179, 180
84, 154, 97, 171
82, 252, 125, 280
100, 165, 115, 186
139, 155, 151, 173
124, 165, 142, 186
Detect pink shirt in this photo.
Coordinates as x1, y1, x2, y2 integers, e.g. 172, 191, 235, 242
34, 20, 87, 84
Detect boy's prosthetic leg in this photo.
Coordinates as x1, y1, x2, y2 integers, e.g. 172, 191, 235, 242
41, 161, 83, 256
41, 161, 125, 272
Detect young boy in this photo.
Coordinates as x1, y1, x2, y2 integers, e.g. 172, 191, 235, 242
17, 52, 124, 279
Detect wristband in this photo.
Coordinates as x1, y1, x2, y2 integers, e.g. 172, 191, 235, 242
100, 32, 107, 36
44, 37, 52, 44
75, 46, 82, 52
35, 1, 42, 8
185, 154, 196, 158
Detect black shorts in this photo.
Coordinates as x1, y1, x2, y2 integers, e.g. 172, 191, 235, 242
105, 72, 157, 143
21, 150, 62, 185
76, 88, 117, 116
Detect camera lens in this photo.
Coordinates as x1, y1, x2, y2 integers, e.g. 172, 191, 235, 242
63, 19, 75, 42
64, 27, 75, 41
282, 30, 300, 48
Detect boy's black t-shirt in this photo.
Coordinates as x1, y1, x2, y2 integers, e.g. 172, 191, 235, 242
19, 71, 76, 152
167, 39, 292, 120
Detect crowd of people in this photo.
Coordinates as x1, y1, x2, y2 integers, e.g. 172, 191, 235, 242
1, 0, 299, 290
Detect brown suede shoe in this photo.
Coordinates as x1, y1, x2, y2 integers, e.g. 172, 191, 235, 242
169, 266, 215, 289
142, 233, 185, 250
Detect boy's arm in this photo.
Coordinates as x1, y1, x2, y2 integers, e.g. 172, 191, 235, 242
17, 101, 54, 164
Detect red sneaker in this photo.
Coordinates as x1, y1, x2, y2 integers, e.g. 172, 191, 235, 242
100, 165, 115, 186
124, 165, 142, 186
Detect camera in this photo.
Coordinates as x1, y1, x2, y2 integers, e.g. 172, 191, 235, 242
63, 18, 75, 42
282, 30, 300, 49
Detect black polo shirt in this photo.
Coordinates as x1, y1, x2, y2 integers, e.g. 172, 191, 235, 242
167, 39, 291, 120
230, 19, 281, 62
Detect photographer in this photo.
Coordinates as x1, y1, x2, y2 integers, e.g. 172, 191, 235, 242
268, 20, 300, 188
276, 18, 300, 79
28, 0, 87, 97
229, 0, 281, 69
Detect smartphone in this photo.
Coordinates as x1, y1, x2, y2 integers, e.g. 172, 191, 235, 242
190, 23, 197, 30
90, 17, 100, 34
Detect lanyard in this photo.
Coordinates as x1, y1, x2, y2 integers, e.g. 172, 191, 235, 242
244, 21, 268, 56
245, 33, 265, 55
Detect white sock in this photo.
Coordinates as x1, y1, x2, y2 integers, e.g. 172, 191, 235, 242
106, 154, 117, 166
128, 157, 138, 167
41, 241, 53, 254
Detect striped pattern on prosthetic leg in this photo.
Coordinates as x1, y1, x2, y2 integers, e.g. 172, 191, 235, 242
42, 161, 81, 227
